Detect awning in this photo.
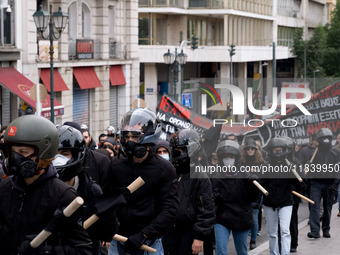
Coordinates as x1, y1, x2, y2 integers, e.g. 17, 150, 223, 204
110, 65, 126, 86
0, 67, 64, 117
40, 68, 69, 92
73, 67, 102, 89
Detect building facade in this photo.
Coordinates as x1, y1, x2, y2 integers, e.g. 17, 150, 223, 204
138, 0, 331, 117
0, 0, 140, 141
0, 0, 334, 140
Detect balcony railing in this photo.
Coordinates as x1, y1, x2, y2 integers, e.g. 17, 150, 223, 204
139, 0, 184, 8
139, 0, 272, 15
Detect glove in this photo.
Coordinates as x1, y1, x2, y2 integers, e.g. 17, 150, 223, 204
45, 207, 69, 233
247, 173, 258, 182
17, 236, 52, 255
124, 232, 147, 252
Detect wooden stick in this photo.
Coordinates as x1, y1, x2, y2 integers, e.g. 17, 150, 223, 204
83, 177, 145, 230
253, 180, 269, 196
30, 197, 84, 248
310, 147, 318, 164
113, 234, 157, 253
126, 176, 145, 193
292, 190, 314, 204
285, 159, 303, 182
305, 147, 318, 175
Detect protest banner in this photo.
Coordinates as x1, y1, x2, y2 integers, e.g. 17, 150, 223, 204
157, 81, 340, 147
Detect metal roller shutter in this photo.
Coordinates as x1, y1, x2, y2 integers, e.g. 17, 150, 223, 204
73, 84, 89, 127
109, 85, 118, 129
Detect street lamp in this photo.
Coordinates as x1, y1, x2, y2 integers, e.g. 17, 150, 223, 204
33, 5, 68, 123
163, 48, 187, 102
313, 69, 320, 94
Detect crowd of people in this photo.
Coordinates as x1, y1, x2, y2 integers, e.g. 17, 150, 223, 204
0, 107, 339, 255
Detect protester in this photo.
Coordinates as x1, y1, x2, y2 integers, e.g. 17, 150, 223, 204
0, 115, 92, 254
213, 140, 259, 255
101, 137, 118, 158
306, 128, 340, 239
82, 127, 97, 151
98, 133, 108, 148
64, 121, 112, 191
155, 140, 171, 161
53, 124, 119, 254
285, 137, 303, 253
107, 108, 179, 255
259, 137, 302, 255
333, 132, 340, 217
240, 139, 265, 250
162, 129, 215, 255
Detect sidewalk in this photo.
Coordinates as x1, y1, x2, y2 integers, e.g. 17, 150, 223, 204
250, 204, 340, 255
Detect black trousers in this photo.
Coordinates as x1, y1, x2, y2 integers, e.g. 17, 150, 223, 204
162, 226, 194, 255
290, 202, 300, 249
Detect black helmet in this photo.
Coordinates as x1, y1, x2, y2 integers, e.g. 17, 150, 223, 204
53, 125, 86, 181
284, 137, 295, 154
120, 108, 161, 159
316, 128, 333, 149
170, 129, 201, 167
120, 108, 161, 145
4, 115, 59, 159
267, 137, 288, 162
216, 140, 241, 163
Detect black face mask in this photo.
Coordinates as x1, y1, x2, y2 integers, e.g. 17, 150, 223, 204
4, 152, 38, 178
121, 140, 149, 159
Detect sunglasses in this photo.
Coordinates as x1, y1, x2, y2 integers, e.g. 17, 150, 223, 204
246, 147, 255, 151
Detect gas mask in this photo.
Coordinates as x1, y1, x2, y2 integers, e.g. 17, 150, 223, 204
223, 157, 235, 167
3, 152, 38, 178
121, 140, 149, 160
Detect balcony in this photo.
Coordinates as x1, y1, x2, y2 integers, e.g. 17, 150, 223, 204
139, 0, 184, 8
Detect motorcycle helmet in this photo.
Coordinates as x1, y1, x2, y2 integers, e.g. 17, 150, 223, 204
316, 128, 333, 150
3, 115, 59, 177
267, 137, 288, 163
53, 125, 86, 181
120, 108, 161, 159
169, 129, 201, 167
216, 140, 241, 166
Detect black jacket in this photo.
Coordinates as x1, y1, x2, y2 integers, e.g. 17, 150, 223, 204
212, 172, 259, 231
175, 169, 215, 240
83, 148, 111, 191
0, 165, 92, 254
76, 171, 118, 255
259, 159, 303, 209
109, 151, 179, 240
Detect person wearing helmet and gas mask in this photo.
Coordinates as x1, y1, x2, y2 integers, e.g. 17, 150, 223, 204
212, 140, 259, 255
305, 128, 340, 239
0, 115, 92, 255
53, 125, 119, 255
259, 137, 302, 255
161, 129, 215, 255
107, 108, 179, 255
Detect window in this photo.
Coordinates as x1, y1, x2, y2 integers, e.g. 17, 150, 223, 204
0, 4, 14, 45
109, 6, 115, 39
82, 3, 91, 38
68, 2, 77, 39
138, 13, 167, 45
188, 17, 223, 46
